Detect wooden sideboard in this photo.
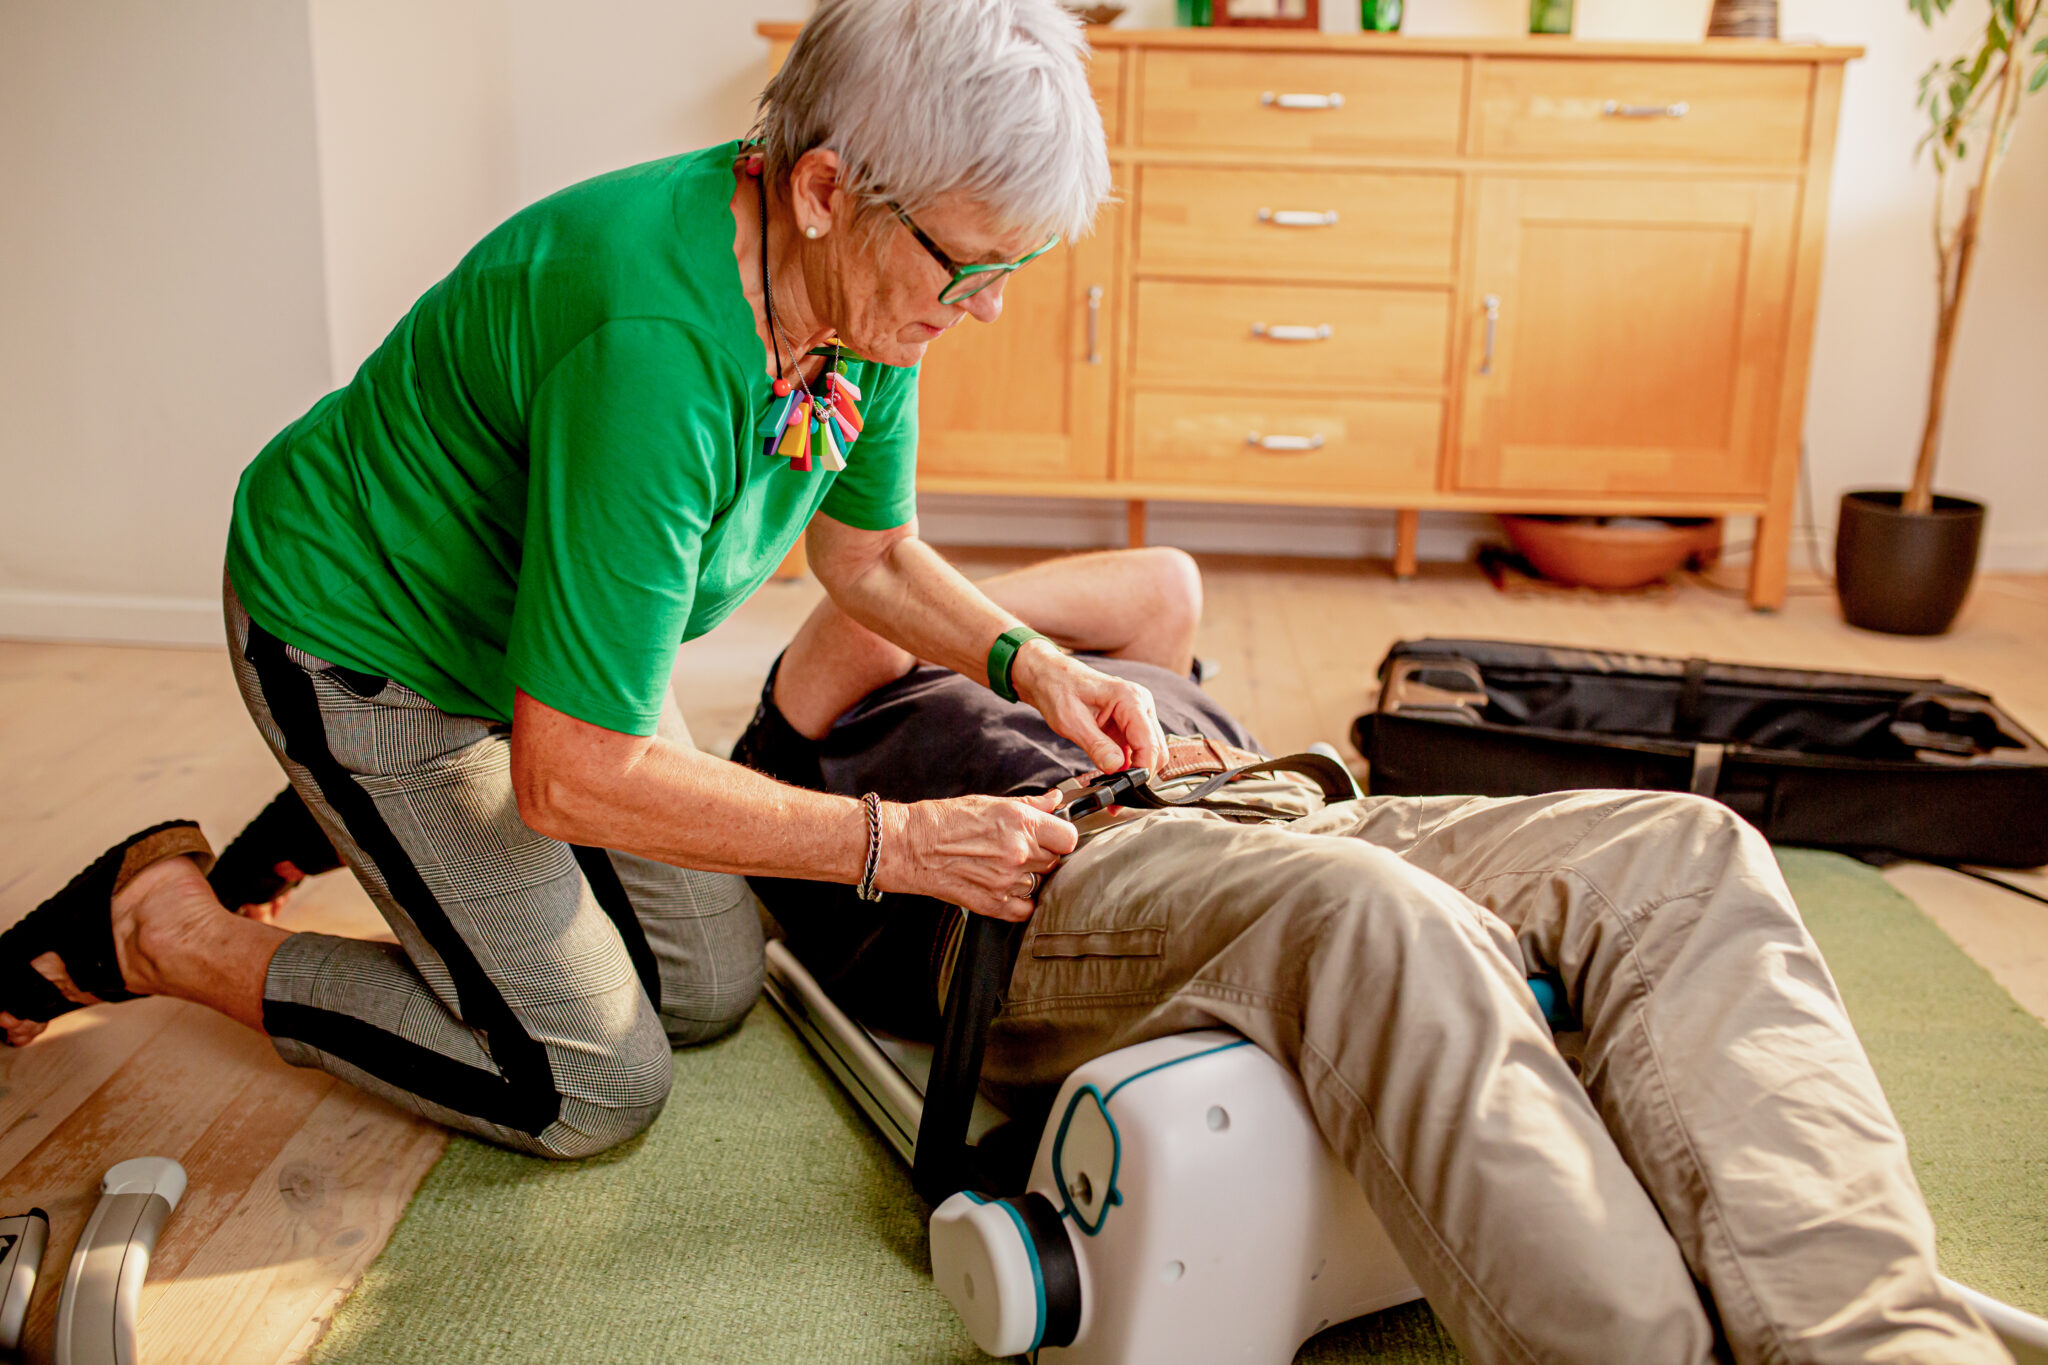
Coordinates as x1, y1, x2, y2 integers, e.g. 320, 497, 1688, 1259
760, 24, 1860, 609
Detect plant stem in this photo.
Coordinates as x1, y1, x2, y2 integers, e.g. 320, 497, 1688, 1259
1908, 0, 2037, 515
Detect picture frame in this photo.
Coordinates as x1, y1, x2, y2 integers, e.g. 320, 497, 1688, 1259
1210, 0, 1320, 28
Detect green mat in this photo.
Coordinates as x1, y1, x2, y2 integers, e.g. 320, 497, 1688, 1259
309, 851, 2047, 1364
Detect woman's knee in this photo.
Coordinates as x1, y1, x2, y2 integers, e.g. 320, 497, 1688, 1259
526, 1022, 677, 1160
662, 956, 765, 1047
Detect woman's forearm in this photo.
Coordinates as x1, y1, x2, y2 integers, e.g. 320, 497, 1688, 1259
511, 692, 872, 882
804, 516, 1168, 773
509, 687, 1074, 918
810, 523, 1018, 684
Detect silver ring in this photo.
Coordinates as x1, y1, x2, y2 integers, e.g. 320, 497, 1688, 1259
1019, 872, 1041, 899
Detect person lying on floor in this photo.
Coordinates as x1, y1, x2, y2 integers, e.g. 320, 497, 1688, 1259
731, 547, 2010, 1365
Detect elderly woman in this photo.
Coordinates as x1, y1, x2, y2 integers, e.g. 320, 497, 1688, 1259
0, 0, 1158, 1159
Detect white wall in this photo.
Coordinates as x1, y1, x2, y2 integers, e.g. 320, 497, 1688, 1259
0, 0, 334, 644
506, 1, 788, 205
307, 0, 513, 382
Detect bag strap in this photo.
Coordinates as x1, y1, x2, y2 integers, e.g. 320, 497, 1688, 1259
1675, 657, 1712, 741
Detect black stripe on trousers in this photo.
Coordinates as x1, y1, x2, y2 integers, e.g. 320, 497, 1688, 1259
569, 846, 662, 1015
244, 622, 562, 1137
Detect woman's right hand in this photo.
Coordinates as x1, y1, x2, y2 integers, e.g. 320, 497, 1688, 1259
876, 790, 1079, 921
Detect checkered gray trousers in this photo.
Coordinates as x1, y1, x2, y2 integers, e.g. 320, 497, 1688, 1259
225, 578, 763, 1158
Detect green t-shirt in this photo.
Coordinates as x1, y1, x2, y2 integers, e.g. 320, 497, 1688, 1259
227, 141, 918, 735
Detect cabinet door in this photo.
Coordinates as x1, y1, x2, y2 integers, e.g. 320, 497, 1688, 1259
914, 205, 1119, 485
1456, 177, 1798, 498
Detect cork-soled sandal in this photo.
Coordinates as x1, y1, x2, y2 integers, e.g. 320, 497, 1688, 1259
0, 820, 215, 1027
208, 788, 341, 912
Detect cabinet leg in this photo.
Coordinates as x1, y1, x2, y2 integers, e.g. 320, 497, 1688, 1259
1748, 510, 1791, 611
1126, 500, 1146, 549
1393, 509, 1420, 581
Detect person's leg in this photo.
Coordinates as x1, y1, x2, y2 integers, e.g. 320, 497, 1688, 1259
1298, 789, 2007, 1365
773, 547, 1203, 739
226, 587, 673, 1159
987, 808, 1717, 1365
588, 695, 765, 1047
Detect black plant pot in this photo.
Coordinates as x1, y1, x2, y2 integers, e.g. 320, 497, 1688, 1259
1834, 490, 1985, 636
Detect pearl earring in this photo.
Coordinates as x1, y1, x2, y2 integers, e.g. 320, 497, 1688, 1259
805, 226, 821, 239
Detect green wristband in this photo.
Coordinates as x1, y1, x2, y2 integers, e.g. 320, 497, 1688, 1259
987, 626, 1047, 704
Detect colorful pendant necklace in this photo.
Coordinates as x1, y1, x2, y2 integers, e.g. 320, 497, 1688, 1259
753, 161, 862, 475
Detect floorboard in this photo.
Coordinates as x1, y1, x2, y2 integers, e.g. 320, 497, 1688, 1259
2, 554, 2043, 1362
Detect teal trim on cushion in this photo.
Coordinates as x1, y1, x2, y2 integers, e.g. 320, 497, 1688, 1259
1054, 1039, 1254, 1238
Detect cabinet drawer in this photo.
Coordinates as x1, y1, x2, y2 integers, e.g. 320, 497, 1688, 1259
1133, 280, 1449, 392
1138, 51, 1464, 156
1475, 59, 1812, 164
1130, 392, 1440, 495
1092, 49, 1124, 144
1136, 168, 1457, 284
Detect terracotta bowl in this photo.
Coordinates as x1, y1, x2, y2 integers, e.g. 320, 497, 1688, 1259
1500, 516, 1717, 590
1067, 3, 1126, 23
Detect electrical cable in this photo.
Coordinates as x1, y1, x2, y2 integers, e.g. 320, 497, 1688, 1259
1683, 441, 1836, 598
1944, 864, 2048, 908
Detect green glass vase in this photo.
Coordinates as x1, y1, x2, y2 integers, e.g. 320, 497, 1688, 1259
1363, 0, 1403, 31
1530, 0, 1573, 33
1177, 0, 1212, 25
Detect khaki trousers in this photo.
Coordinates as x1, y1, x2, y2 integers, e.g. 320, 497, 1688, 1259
986, 789, 2008, 1365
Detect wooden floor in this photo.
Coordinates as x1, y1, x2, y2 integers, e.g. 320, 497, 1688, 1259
4, 552, 2046, 1364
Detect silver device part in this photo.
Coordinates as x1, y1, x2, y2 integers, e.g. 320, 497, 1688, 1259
55, 1159, 185, 1365
0, 1208, 50, 1351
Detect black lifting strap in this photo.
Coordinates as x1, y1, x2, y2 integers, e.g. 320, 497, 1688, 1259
910, 752, 1360, 1206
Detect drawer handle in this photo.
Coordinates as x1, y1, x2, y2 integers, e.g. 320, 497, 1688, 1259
1086, 285, 1104, 365
1257, 208, 1340, 228
1251, 322, 1333, 342
1602, 100, 1690, 119
1260, 91, 1346, 111
1246, 432, 1326, 453
1480, 294, 1500, 376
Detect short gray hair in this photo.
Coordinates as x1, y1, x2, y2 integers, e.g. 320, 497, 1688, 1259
755, 0, 1112, 243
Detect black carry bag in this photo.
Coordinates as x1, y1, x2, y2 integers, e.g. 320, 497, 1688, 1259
1352, 639, 2048, 868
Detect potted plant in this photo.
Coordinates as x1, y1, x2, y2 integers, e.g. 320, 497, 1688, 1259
1836, 0, 2048, 634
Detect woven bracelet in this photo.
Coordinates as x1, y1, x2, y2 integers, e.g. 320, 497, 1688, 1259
856, 792, 884, 902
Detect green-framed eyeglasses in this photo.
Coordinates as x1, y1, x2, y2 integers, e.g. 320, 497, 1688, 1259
887, 200, 1058, 306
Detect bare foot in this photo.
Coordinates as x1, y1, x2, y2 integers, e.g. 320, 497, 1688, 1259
109, 853, 233, 998
6, 853, 221, 1041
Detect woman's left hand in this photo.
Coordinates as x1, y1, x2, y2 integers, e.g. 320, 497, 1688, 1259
1011, 641, 1165, 774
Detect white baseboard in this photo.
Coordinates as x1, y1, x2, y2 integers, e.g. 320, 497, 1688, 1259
918, 495, 1501, 562
0, 589, 223, 647
924, 495, 2048, 575
1972, 532, 2048, 574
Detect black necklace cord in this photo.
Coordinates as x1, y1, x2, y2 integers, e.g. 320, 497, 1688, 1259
755, 167, 788, 387
755, 161, 847, 410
